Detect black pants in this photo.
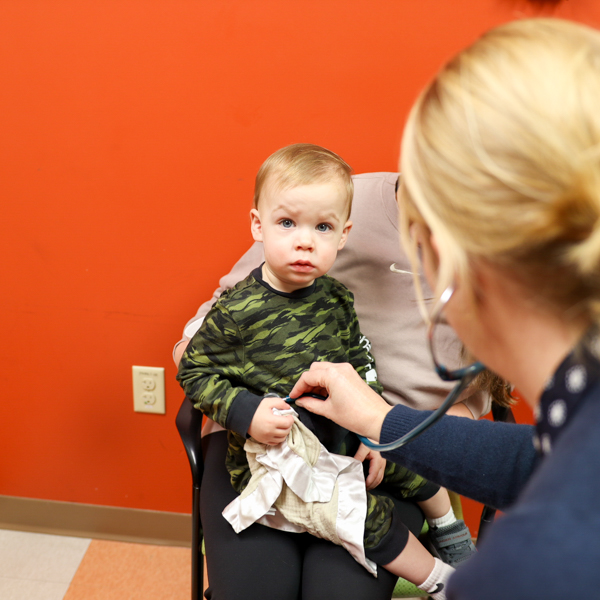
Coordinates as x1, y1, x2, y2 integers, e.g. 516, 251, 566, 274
200, 431, 426, 600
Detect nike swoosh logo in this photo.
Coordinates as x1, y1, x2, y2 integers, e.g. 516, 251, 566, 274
430, 582, 445, 594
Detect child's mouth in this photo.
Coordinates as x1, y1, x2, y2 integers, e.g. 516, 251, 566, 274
291, 261, 315, 273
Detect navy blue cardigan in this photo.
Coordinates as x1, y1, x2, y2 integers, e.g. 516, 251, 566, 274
381, 373, 600, 599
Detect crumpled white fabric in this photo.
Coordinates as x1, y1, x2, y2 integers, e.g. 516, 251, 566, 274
222, 407, 377, 575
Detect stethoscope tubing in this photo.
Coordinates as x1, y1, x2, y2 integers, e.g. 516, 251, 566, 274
356, 364, 483, 451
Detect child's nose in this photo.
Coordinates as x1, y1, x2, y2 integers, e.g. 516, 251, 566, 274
295, 229, 315, 250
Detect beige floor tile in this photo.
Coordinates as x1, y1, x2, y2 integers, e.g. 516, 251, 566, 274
0, 530, 90, 583
0, 576, 70, 600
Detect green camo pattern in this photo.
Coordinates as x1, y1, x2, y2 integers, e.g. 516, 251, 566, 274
178, 273, 381, 433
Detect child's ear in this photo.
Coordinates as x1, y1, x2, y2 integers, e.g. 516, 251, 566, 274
337, 220, 353, 250
250, 208, 263, 242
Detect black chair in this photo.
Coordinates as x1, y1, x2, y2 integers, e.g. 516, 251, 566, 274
176, 396, 516, 599
176, 396, 205, 600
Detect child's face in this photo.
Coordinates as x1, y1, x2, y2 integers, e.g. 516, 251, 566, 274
250, 179, 352, 293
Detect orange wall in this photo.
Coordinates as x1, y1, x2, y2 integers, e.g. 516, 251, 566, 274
1, 1, 599, 518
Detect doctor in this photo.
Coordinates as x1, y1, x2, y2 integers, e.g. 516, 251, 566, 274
291, 18, 600, 600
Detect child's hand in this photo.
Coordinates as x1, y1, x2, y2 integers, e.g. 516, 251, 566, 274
354, 443, 386, 490
248, 396, 294, 445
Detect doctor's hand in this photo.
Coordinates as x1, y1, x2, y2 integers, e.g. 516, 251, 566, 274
248, 396, 294, 445
290, 362, 392, 441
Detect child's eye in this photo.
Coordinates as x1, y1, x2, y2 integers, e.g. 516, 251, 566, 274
316, 223, 332, 232
280, 219, 294, 228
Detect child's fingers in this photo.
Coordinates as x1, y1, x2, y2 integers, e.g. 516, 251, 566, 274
365, 462, 385, 490
364, 450, 386, 489
267, 432, 289, 445
353, 444, 369, 462
270, 419, 294, 443
273, 415, 294, 431
264, 396, 293, 411
262, 414, 293, 445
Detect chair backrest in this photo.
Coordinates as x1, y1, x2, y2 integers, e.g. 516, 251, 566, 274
175, 397, 204, 488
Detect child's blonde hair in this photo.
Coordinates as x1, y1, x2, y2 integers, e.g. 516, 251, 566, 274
400, 18, 600, 328
254, 143, 354, 218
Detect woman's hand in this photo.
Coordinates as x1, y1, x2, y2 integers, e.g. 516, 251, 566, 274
290, 362, 392, 441
354, 443, 386, 490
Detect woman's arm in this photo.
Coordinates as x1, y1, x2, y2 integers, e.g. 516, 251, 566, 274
380, 405, 536, 509
291, 362, 537, 509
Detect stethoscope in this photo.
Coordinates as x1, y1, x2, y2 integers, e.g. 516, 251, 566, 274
360, 285, 485, 450
287, 285, 485, 452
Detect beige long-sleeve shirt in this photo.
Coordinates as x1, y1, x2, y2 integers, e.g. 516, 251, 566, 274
174, 172, 490, 419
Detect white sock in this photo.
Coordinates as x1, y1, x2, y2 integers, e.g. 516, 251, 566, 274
418, 557, 455, 600
427, 506, 457, 530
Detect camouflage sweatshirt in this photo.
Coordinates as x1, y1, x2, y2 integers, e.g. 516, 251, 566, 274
177, 267, 434, 558
177, 266, 383, 492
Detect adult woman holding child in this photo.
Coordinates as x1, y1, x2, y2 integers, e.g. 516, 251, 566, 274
176, 167, 490, 597
177, 166, 484, 598
292, 17, 600, 600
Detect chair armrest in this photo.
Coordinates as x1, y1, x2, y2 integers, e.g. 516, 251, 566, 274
175, 397, 204, 487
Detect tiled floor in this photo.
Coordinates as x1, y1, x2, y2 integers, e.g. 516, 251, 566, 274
0, 529, 190, 600
1, 529, 426, 599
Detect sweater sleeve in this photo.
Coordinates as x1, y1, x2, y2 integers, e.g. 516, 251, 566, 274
380, 404, 538, 509
176, 301, 263, 438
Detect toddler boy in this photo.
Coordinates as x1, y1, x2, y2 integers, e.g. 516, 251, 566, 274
177, 144, 474, 599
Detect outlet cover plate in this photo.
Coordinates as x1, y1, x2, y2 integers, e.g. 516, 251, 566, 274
132, 366, 165, 414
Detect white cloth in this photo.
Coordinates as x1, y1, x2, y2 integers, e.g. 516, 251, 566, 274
222, 407, 377, 575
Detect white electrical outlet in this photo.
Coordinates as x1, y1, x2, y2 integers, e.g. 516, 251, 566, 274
132, 366, 165, 414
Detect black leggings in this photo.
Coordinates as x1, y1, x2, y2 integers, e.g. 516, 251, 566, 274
200, 431, 425, 600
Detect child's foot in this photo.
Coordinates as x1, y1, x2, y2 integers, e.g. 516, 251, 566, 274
417, 557, 453, 600
428, 520, 477, 567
